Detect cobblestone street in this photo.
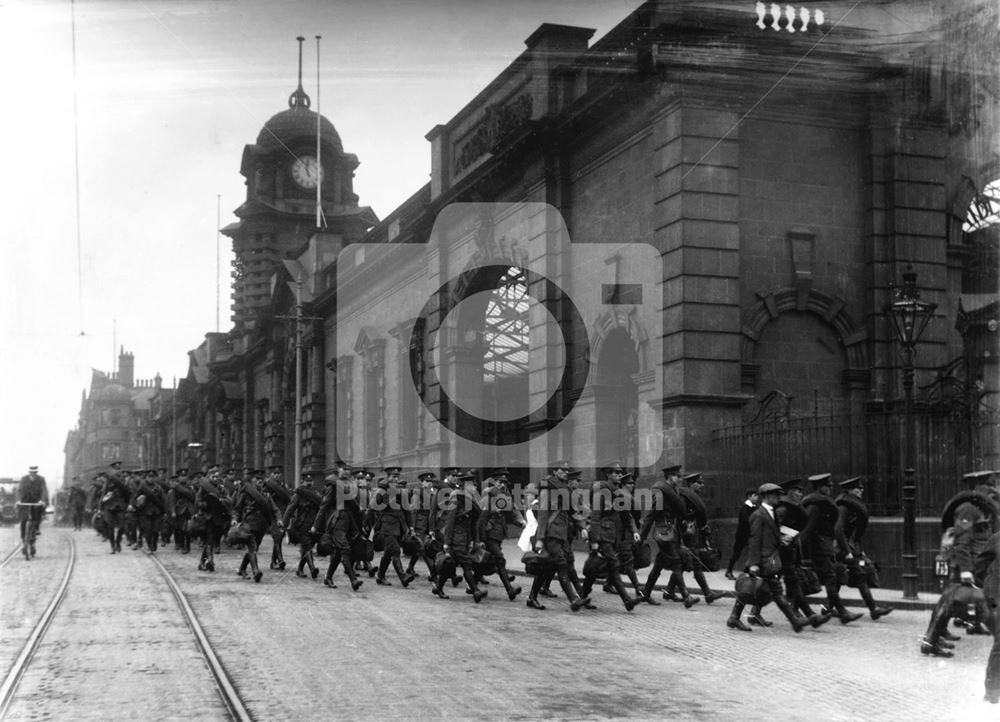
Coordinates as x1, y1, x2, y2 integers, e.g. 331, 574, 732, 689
1, 525, 996, 721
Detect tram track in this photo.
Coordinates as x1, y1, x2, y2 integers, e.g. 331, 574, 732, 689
0, 542, 23, 569
0, 535, 76, 717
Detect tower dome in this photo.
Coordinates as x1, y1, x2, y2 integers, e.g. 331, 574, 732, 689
256, 102, 343, 154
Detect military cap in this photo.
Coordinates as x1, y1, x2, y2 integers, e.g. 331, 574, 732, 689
808, 473, 832, 487
567, 469, 583, 479
490, 467, 511, 479
28, 465, 39, 472
110, 461, 123, 469
683, 472, 703, 485
177, 468, 189, 476
662, 464, 682, 476
157, 467, 168, 473
621, 472, 635, 483
207, 463, 220, 470
603, 461, 626, 473
301, 470, 314, 479
351, 469, 367, 479
779, 478, 803, 491
758, 482, 783, 495
324, 473, 338, 484
548, 460, 571, 471
418, 470, 438, 481
383, 465, 402, 475
442, 466, 462, 477
459, 472, 478, 482
267, 464, 282, 472
839, 476, 864, 490
962, 470, 996, 485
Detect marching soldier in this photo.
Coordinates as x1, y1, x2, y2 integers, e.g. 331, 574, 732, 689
530, 461, 590, 612
441, 473, 487, 603
367, 466, 416, 587
311, 470, 364, 590
264, 467, 291, 570
196, 471, 230, 572
405, 471, 439, 582
285, 471, 323, 578
68, 477, 88, 531
835, 476, 892, 620
133, 470, 166, 552
429, 467, 463, 598
477, 468, 523, 601
124, 470, 141, 549
639, 464, 695, 607
169, 471, 197, 554
800, 473, 862, 624
155, 469, 174, 548
616, 473, 647, 600
100, 467, 131, 554
665, 473, 726, 604
974, 526, 1000, 703
231, 473, 282, 583
580, 462, 639, 612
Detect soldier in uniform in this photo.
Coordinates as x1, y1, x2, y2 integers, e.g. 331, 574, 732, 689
529, 461, 590, 612
353, 467, 376, 577
835, 476, 892, 619
477, 468, 523, 601
441, 473, 487, 602
231, 473, 282, 582
429, 467, 463, 597
68, 477, 88, 531
405, 470, 440, 583
367, 466, 417, 587
264, 466, 291, 570
17, 466, 49, 555
665, 473, 726, 604
123, 470, 142, 549
196, 471, 230, 572
284, 470, 324, 578
169, 470, 197, 554
974, 526, 1000, 703
311, 471, 364, 590
639, 464, 695, 607
800, 473, 862, 624
580, 462, 640, 611
615, 473, 647, 600
725, 488, 759, 580
133, 470, 167, 552
155, 469, 174, 548
100, 467, 131, 554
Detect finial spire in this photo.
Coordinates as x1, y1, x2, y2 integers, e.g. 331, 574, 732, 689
288, 35, 311, 110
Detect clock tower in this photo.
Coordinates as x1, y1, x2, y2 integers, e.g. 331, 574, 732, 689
223, 43, 376, 333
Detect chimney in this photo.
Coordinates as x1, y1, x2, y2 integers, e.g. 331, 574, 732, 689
119, 347, 135, 387
155, 373, 162, 389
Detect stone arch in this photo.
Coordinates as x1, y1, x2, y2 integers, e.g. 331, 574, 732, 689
590, 306, 651, 378
740, 287, 869, 389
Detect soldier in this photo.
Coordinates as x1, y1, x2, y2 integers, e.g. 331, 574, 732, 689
68, 477, 88, 531
529, 461, 590, 612
665, 473, 726, 604
974, 526, 1000, 703
123, 470, 142, 549
196, 471, 230, 572
835, 476, 892, 620
429, 466, 463, 597
284, 470, 324, 578
800, 473, 862, 624
155, 468, 174, 548
231, 473, 282, 582
264, 467, 291, 570
133, 470, 166, 552
353, 467, 376, 577
615, 473, 647, 600
639, 464, 695, 608
311, 471, 364, 590
367, 466, 417, 587
169, 470, 197, 554
100, 468, 131, 554
477, 468, 523, 601
725, 488, 759, 580
440, 473, 487, 603
405, 471, 439, 582
580, 462, 640, 612
727, 483, 817, 633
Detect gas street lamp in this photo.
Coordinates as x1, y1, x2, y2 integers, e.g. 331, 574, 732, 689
888, 268, 937, 599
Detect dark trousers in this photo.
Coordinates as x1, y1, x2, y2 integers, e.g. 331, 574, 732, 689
987, 598, 1000, 699
72, 506, 86, 530
582, 542, 633, 605
727, 530, 750, 573
643, 539, 688, 599
138, 514, 162, 551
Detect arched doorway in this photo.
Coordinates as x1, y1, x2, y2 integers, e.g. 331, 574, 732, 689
593, 327, 640, 470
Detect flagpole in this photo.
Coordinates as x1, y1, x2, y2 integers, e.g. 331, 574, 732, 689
172, 376, 177, 474
294, 274, 303, 487
315, 34, 323, 230
216, 194, 221, 332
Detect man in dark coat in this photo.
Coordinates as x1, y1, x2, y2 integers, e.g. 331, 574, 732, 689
196, 473, 230, 572
68, 478, 88, 531
441, 473, 487, 602
311, 472, 365, 590
639, 464, 695, 607
835, 476, 892, 619
100, 469, 131, 554
725, 488, 759, 579
18, 466, 49, 556
366, 467, 416, 587
580, 462, 639, 612
800, 473, 862, 624
405, 471, 440, 582
477, 468, 523, 601
974, 529, 1000, 703
264, 467, 291, 570
285, 472, 324, 578
665, 473, 726, 604
133, 470, 166, 552
231, 474, 281, 582
530, 461, 589, 612
169, 472, 198, 554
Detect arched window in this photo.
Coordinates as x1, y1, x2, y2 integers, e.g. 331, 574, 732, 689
483, 267, 529, 381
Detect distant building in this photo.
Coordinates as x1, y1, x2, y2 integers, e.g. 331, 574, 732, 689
63, 348, 162, 484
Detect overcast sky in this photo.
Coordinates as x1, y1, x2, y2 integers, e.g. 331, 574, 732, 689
0, 0, 639, 486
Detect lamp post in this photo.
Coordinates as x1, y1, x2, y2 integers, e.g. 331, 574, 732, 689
888, 268, 937, 599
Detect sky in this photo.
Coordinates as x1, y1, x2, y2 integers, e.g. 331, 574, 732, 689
0, 0, 640, 487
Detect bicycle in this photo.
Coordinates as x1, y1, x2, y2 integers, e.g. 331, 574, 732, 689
16, 501, 45, 560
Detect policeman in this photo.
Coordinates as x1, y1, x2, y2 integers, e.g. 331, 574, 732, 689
639, 464, 694, 607
284, 470, 323, 578
800, 473, 862, 624
580, 462, 639, 612
530, 461, 590, 612
477, 468, 523, 601
311, 470, 364, 590
367, 466, 416, 587
835, 476, 892, 620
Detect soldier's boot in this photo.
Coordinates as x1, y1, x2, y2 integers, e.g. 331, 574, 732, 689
641, 562, 663, 603
203, 546, 215, 572
324, 558, 338, 588
827, 589, 862, 624
727, 600, 752, 631
672, 572, 699, 608
626, 569, 644, 599
662, 577, 679, 601
579, 573, 595, 600
248, 550, 262, 583
307, 550, 320, 578
611, 571, 638, 611
747, 605, 773, 627
497, 564, 521, 601
558, 569, 588, 612
393, 556, 415, 587
115, 530, 124, 553
526, 575, 546, 610
859, 584, 892, 619
464, 568, 487, 603
695, 570, 725, 604
296, 555, 308, 578
423, 553, 438, 583
343, 557, 363, 590
376, 555, 392, 585
775, 596, 808, 633
238, 554, 250, 579
405, 556, 417, 576
274, 539, 286, 570
109, 535, 118, 554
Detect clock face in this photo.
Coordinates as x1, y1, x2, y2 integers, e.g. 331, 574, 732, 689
291, 156, 323, 189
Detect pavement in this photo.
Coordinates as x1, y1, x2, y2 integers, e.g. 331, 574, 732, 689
1, 524, 995, 722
